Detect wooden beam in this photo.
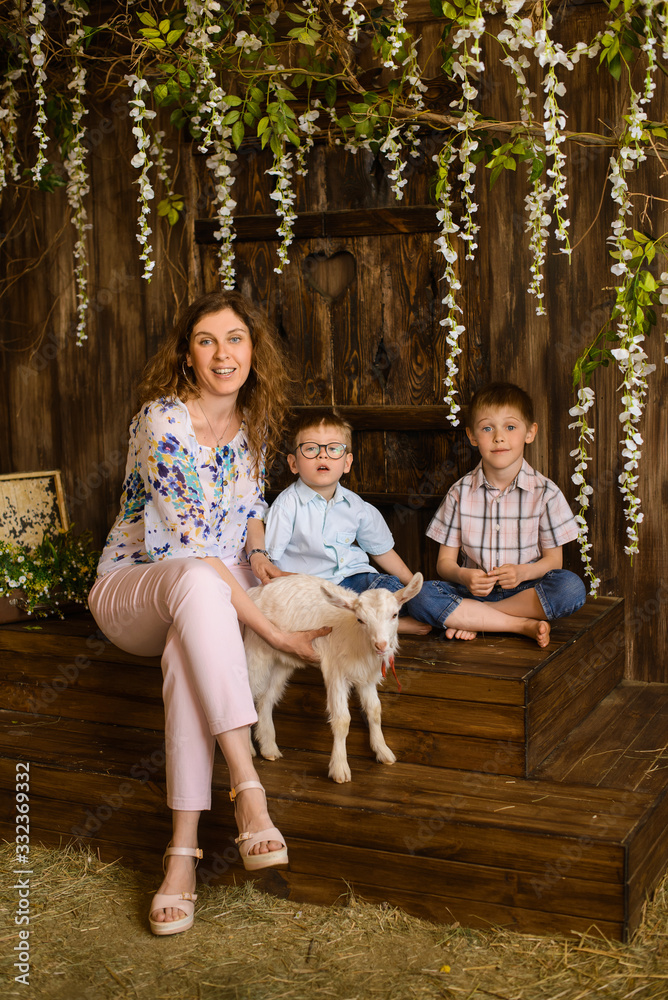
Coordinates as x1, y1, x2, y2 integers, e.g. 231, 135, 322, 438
195, 206, 440, 244
290, 404, 455, 431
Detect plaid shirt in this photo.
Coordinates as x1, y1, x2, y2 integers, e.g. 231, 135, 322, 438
426, 460, 578, 573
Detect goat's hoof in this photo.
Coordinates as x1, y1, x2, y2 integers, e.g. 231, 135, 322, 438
375, 748, 396, 765
329, 766, 352, 783
261, 749, 282, 761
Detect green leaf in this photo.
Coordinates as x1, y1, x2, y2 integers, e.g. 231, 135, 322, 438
158, 63, 176, 74
154, 83, 170, 104
225, 95, 243, 106
232, 120, 245, 149
607, 53, 622, 80
222, 110, 240, 125
442, 2, 457, 17
166, 28, 184, 44
137, 12, 156, 27
158, 19, 171, 34
640, 270, 657, 292
632, 229, 649, 243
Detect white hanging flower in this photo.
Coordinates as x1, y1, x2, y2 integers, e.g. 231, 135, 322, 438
295, 100, 320, 177
185, 0, 238, 283
126, 74, 158, 280
342, 0, 364, 42
266, 147, 297, 272
29, 0, 49, 184
62, 0, 91, 345
568, 386, 600, 592
434, 144, 465, 425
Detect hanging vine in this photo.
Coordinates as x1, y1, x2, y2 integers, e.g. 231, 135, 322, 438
0, 0, 667, 578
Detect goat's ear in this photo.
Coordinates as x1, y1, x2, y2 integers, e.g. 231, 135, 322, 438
320, 582, 357, 612
394, 572, 423, 606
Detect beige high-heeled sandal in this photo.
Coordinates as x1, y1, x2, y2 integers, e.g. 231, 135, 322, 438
230, 780, 289, 871
148, 845, 203, 936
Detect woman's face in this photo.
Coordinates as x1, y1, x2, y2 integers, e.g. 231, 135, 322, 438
186, 307, 253, 403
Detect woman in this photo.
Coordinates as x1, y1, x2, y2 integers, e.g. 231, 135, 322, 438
88, 291, 326, 936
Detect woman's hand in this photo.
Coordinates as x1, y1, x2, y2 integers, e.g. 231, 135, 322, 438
249, 551, 283, 585
274, 626, 332, 663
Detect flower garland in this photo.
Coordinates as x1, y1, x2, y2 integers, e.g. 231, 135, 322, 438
568, 387, 600, 593
126, 73, 157, 280
28, 0, 49, 184
184, 0, 237, 286
498, 7, 548, 314
266, 143, 297, 273
62, 0, 90, 345
382, 0, 409, 70
435, 2, 485, 422
434, 142, 464, 426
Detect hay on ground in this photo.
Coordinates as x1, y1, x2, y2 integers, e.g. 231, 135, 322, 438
1, 843, 667, 1000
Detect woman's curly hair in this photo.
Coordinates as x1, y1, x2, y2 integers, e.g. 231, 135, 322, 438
137, 290, 292, 478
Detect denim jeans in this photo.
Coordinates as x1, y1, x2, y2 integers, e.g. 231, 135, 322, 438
341, 568, 587, 627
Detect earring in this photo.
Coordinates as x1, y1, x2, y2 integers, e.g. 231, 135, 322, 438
182, 361, 191, 381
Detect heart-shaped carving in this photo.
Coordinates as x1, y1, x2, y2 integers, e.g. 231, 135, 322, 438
303, 251, 356, 303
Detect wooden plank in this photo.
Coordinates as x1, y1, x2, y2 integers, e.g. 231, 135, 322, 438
532, 684, 646, 784
195, 207, 440, 244
268, 715, 527, 774
290, 404, 454, 431
528, 650, 625, 772
0, 750, 630, 886
271, 681, 525, 740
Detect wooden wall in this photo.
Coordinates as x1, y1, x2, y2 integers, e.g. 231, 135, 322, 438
1, 2, 666, 680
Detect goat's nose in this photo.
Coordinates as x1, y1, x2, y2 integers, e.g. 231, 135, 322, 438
375, 641, 388, 652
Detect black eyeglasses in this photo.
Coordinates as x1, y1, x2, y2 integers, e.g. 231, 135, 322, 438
296, 442, 347, 459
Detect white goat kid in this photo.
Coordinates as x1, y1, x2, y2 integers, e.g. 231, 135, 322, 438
244, 572, 423, 783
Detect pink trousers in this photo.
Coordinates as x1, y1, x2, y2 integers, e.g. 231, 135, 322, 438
88, 558, 258, 811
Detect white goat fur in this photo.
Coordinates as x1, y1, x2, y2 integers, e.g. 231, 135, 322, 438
244, 572, 423, 783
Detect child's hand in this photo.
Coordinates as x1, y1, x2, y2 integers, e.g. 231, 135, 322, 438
492, 564, 526, 589
462, 567, 498, 597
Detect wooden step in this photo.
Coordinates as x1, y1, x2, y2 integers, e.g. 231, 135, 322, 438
1, 679, 667, 940
0, 597, 624, 776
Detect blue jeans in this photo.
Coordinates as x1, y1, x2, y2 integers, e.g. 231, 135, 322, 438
341, 569, 586, 627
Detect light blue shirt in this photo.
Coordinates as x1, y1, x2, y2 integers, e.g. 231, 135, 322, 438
265, 478, 394, 583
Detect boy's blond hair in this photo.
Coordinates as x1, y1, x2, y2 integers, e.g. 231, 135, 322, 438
289, 408, 353, 451
466, 382, 534, 430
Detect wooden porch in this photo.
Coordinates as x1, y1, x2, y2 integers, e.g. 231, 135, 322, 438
1, 595, 668, 941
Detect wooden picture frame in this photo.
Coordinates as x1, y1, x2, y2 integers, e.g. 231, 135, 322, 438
0, 470, 69, 549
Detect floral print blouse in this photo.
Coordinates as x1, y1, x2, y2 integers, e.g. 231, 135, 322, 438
97, 397, 267, 577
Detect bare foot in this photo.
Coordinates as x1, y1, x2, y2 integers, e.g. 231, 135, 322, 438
233, 783, 283, 857
519, 619, 551, 648
151, 851, 197, 925
444, 627, 477, 640
398, 616, 432, 635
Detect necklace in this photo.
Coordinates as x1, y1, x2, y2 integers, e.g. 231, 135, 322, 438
198, 400, 235, 447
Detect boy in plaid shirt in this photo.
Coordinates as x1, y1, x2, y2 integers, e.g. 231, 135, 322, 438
427, 382, 586, 647
266, 403, 582, 648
